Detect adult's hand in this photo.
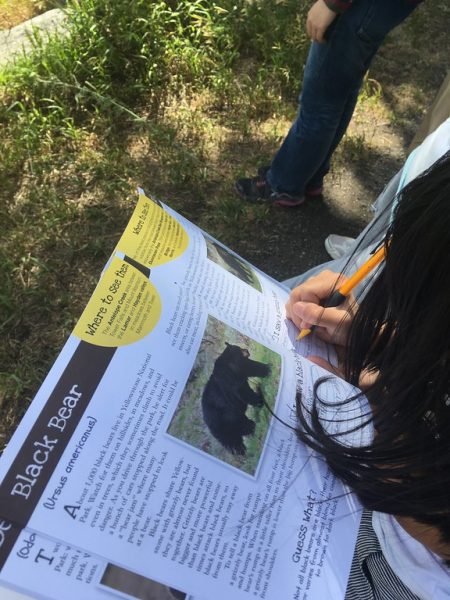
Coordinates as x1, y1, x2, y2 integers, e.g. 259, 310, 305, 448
285, 269, 356, 345
306, 0, 338, 43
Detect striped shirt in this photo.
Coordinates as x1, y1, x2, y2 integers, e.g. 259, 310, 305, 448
345, 510, 421, 600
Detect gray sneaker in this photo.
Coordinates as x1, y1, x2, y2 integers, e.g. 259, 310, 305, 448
324, 234, 356, 260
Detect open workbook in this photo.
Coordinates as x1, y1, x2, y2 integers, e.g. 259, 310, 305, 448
0, 192, 368, 600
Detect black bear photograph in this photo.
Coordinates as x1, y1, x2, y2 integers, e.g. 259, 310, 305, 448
201, 343, 271, 455
167, 316, 281, 475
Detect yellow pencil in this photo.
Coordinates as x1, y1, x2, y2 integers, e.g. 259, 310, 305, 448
296, 244, 386, 340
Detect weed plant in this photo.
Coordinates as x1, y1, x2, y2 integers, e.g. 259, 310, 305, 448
0, 0, 310, 446
1, 0, 308, 157
1, 0, 443, 447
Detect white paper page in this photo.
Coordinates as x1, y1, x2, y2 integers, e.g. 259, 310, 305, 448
0, 530, 193, 600
112, 194, 332, 361
0, 197, 357, 600
0, 296, 360, 600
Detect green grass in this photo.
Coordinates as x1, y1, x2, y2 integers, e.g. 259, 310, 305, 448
0, 0, 311, 448
0, 0, 447, 448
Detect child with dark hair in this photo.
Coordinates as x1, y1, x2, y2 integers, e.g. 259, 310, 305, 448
286, 152, 450, 598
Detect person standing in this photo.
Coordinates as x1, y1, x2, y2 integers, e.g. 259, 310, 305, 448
236, 0, 422, 207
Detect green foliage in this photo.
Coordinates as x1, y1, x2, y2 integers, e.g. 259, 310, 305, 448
1, 0, 309, 159
0, 0, 445, 448
0, 1, 310, 445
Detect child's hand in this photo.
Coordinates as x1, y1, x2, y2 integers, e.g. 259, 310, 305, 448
285, 270, 356, 345
306, 0, 338, 43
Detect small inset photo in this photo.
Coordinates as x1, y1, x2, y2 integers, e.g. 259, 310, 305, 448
167, 316, 282, 476
204, 237, 262, 292
100, 563, 187, 599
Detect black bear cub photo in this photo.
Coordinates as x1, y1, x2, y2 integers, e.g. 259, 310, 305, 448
201, 343, 271, 455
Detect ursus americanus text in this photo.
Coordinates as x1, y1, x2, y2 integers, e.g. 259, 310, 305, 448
201, 343, 271, 455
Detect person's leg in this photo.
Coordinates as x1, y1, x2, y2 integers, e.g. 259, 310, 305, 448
268, 0, 418, 196
267, 36, 347, 195
305, 85, 360, 190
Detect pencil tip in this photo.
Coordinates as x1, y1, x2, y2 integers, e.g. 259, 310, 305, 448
297, 328, 311, 340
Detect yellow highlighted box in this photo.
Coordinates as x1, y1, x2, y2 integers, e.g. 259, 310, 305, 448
116, 195, 189, 267
74, 257, 161, 347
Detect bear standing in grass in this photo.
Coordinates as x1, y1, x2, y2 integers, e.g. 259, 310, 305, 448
202, 343, 271, 455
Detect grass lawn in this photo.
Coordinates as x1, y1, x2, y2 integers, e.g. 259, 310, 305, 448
0, 0, 448, 448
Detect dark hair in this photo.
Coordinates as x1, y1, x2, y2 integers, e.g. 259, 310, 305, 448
296, 151, 450, 548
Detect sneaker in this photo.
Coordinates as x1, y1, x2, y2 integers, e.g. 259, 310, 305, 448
324, 234, 356, 260
305, 183, 324, 197
258, 165, 324, 197
235, 173, 305, 207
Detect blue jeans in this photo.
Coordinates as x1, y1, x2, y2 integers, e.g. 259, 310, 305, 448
267, 0, 418, 195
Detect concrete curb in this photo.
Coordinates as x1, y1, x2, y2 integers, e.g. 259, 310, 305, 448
0, 8, 67, 67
